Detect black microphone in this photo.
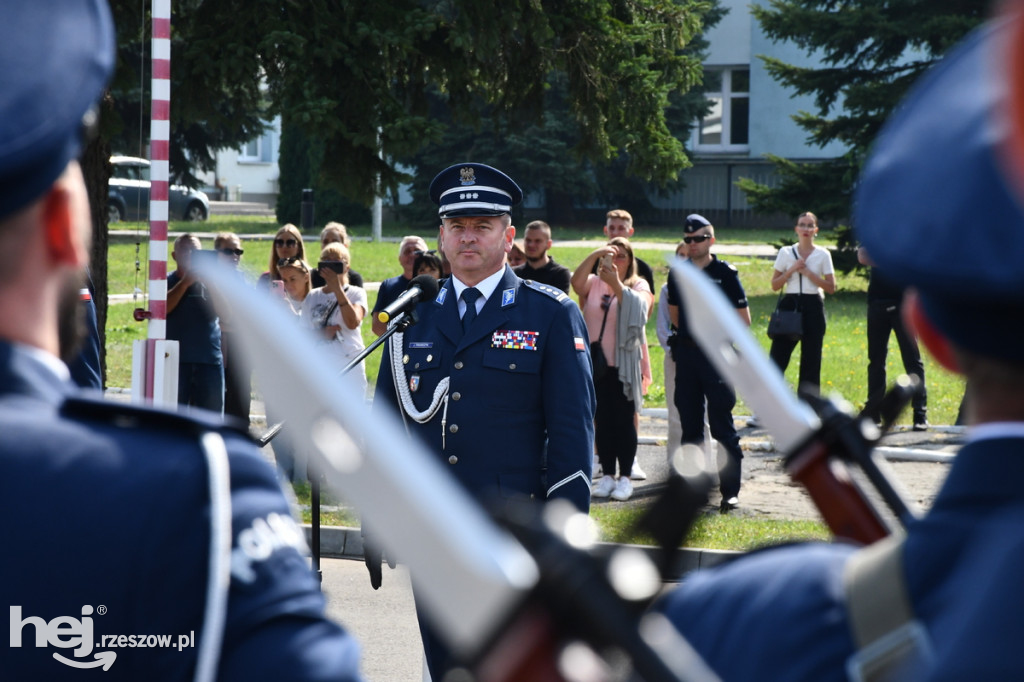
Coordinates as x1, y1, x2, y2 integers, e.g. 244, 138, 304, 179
376, 274, 440, 324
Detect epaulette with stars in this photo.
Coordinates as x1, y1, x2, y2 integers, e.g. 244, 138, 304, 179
521, 279, 569, 302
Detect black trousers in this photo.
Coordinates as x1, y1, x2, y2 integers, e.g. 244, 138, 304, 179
594, 371, 637, 478
865, 299, 927, 420
221, 330, 252, 423
769, 294, 826, 396
673, 343, 743, 498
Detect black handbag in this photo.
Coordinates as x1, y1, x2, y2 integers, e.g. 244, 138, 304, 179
767, 255, 804, 340
589, 299, 612, 380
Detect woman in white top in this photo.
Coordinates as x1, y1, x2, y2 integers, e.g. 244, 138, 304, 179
768, 211, 836, 395
301, 242, 369, 397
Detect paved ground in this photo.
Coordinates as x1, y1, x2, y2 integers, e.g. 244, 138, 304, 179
315, 409, 959, 682
622, 412, 957, 521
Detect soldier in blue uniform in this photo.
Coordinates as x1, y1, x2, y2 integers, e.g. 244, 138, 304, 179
666, 214, 750, 512
372, 162, 596, 678
0, 2, 362, 679
656, 7, 1024, 680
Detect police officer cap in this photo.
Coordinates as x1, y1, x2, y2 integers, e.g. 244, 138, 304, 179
429, 163, 524, 219
684, 214, 712, 233
855, 7, 1024, 362
0, 0, 115, 220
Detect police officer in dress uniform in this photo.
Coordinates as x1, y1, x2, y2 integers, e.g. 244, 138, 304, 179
665, 214, 750, 512
0, 3, 362, 679
655, 8, 1024, 680
372, 162, 596, 679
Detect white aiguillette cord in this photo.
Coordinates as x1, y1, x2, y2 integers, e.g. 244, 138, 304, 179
389, 331, 451, 447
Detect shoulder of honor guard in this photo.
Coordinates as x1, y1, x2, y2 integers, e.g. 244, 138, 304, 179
60, 395, 253, 440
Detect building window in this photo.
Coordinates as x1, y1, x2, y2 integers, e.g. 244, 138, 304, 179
239, 129, 275, 163
695, 67, 749, 153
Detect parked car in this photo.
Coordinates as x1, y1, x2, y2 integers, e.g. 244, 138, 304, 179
107, 156, 210, 222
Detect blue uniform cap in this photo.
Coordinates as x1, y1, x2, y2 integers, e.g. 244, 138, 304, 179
0, 1, 116, 220
684, 214, 712, 233
855, 6, 1024, 362
429, 163, 524, 219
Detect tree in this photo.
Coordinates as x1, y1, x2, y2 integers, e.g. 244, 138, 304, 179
737, 0, 994, 226
275, 120, 371, 229
395, 2, 726, 225
88, 0, 718, 379
86, 0, 273, 382
255, 0, 716, 205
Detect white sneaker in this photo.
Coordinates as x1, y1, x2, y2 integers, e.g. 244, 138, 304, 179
592, 475, 616, 498
592, 455, 602, 479
629, 460, 647, 480
610, 476, 633, 501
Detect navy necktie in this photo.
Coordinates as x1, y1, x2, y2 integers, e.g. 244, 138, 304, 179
461, 287, 481, 333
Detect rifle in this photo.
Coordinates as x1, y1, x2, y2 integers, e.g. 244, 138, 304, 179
669, 259, 919, 544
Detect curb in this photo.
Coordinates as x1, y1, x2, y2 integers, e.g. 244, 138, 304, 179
301, 524, 738, 582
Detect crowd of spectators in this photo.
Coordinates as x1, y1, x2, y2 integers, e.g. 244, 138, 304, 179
172, 208, 932, 506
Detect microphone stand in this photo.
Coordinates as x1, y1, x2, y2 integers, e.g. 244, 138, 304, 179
258, 308, 421, 583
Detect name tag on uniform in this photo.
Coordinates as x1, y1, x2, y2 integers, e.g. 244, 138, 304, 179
408, 342, 433, 349
492, 330, 539, 350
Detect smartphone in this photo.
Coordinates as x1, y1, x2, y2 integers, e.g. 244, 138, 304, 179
270, 280, 286, 299
318, 261, 347, 274
600, 254, 613, 270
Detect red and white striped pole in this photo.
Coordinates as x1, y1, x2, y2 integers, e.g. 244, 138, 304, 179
148, 0, 171, 342
132, 0, 178, 404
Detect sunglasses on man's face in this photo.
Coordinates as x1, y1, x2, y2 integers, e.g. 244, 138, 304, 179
219, 248, 244, 256
683, 234, 712, 244
274, 238, 299, 248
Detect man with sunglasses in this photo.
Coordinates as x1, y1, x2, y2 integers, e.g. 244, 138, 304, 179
665, 214, 751, 512
168, 233, 224, 414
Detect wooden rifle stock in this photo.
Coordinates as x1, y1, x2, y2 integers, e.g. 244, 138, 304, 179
786, 439, 889, 545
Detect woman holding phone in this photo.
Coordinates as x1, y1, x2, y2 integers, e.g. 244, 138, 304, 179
301, 242, 368, 396
572, 238, 653, 501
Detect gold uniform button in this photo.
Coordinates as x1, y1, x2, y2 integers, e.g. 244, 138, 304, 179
451, 392, 461, 401
402, 355, 410, 364
454, 361, 464, 370
448, 455, 458, 465
509, 363, 517, 370
414, 363, 420, 369
449, 424, 459, 433
427, 354, 433, 362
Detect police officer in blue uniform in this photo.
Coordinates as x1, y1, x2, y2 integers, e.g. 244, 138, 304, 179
372, 162, 596, 678
666, 214, 750, 512
656, 8, 1024, 679
0, 3, 362, 679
